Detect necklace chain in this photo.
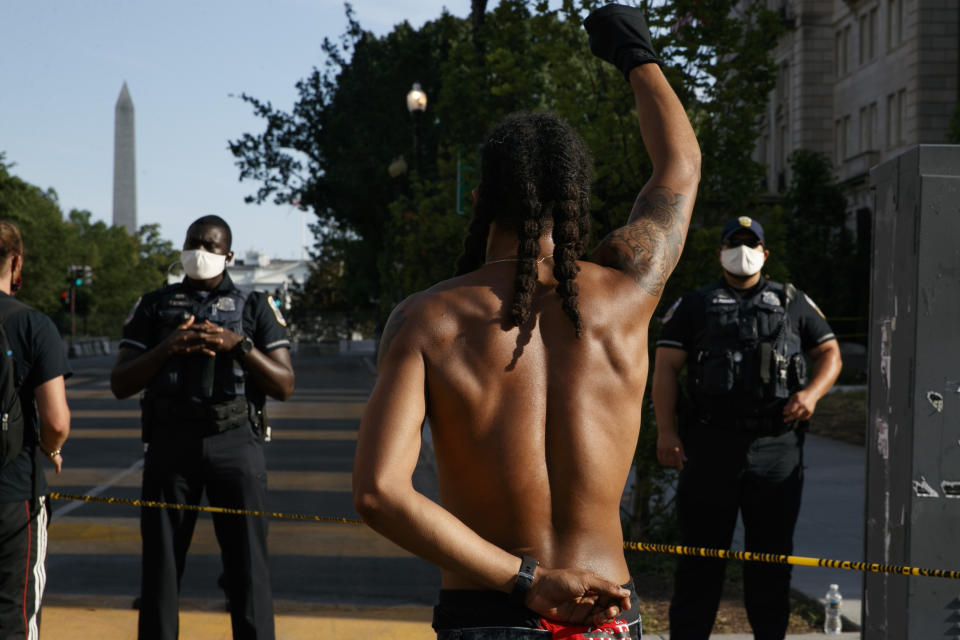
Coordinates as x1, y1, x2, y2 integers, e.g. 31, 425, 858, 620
485, 255, 548, 266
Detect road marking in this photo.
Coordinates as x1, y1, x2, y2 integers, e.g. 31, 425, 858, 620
266, 401, 366, 418
51, 459, 144, 519
50, 469, 353, 491
41, 599, 433, 638
70, 410, 140, 419
49, 517, 413, 557
60, 429, 358, 440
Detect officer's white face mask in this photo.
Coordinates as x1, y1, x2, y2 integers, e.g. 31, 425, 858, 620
720, 245, 765, 277
181, 249, 227, 280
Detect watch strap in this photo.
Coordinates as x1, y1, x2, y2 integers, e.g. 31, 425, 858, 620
509, 555, 539, 607
233, 335, 253, 357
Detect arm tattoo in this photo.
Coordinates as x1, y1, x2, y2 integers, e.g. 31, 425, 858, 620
377, 307, 407, 366
602, 186, 687, 298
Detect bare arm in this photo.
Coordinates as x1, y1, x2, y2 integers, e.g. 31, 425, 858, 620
782, 339, 843, 422
35, 376, 70, 474
652, 347, 687, 469
353, 304, 629, 625
239, 346, 294, 401
589, 64, 701, 299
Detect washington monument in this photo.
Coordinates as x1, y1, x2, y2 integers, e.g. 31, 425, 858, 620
113, 82, 137, 235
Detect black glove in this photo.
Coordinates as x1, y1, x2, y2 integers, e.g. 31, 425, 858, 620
583, 3, 662, 79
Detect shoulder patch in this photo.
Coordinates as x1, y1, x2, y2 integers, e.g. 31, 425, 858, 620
662, 298, 682, 324
803, 293, 826, 319
267, 295, 287, 327
124, 297, 142, 326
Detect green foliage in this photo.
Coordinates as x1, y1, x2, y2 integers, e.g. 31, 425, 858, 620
234, 1, 784, 334
949, 102, 960, 144
782, 149, 866, 324
0, 160, 178, 338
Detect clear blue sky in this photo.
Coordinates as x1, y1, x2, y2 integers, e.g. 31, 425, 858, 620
0, 1, 477, 260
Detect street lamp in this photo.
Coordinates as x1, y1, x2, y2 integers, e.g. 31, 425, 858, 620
406, 82, 427, 173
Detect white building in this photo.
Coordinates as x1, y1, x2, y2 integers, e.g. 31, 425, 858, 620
227, 251, 310, 309
755, 0, 958, 233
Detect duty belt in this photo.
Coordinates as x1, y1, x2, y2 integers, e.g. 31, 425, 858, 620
694, 412, 797, 437
157, 396, 248, 436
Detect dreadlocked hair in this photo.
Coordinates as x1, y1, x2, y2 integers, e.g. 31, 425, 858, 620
456, 112, 591, 336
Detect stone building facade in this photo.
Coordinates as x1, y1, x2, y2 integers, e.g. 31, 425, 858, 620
755, 0, 958, 234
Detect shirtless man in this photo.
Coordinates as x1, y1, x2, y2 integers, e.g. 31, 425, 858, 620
353, 5, 700, 638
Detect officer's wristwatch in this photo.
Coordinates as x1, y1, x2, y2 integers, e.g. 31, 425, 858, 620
232, 335, 254, 358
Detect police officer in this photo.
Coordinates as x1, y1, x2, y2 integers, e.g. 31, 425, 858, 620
651, 216, 842, 640
110, 215, 294, 640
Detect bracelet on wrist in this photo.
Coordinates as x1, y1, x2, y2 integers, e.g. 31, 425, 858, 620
39, 442, 61, 459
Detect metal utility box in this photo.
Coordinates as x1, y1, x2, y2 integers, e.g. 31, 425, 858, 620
865, 145, 960, 639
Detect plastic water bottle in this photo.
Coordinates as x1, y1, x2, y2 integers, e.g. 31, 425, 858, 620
824, 583, 843, 634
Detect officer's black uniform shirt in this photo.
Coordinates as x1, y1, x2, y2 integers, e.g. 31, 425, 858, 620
120, 273, 290, 398
657, 278, 836, 354
0, 293, 73, 501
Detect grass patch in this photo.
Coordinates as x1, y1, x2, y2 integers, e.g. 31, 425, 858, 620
806, 389, 867, 446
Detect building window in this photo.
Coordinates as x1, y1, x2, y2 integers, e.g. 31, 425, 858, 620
836, 117, 849, 163
859, 106, 868, 153
859, 13, 868, 65
858, 102, 879, 152
843, 25, 851, 74
777, 62, 789, 103
897, 88, 906, 145
886, 91, 906, 148
835, 31, 843, 76
869, 7, 878, 60
887, 0, 904, 50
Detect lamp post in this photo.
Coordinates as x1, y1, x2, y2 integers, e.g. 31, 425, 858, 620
406, 82, 427, 173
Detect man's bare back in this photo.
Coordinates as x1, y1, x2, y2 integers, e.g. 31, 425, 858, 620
354, 11, 700, 629
388, 254, 652, 589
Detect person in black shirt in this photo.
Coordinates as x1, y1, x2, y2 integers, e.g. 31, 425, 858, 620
110, 215, 294, 640
652, 217, 842, 640
0, 221, 71, 640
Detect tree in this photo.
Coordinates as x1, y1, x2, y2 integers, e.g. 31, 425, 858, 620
0, 157, 179, 337
234, 1, 783, 334
949, 102, 960, 143
782, 149, 864, 324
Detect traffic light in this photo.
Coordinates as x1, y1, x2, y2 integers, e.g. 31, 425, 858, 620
60, 290, 69, 309
68, 265, 94, 287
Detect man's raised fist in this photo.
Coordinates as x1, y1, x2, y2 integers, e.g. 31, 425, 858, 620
583, 4, 662, 79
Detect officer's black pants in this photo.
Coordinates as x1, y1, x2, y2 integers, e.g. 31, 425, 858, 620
668, 427, 803, 640
138, 423, 274, 640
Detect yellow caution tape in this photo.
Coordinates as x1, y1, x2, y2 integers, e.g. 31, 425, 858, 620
49, 492, 960, 579
623, 541, 960, 580
49, 492, 363, 525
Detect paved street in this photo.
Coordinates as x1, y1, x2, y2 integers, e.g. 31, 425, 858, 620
43, 352, 440, 638
40, 351, 871, 639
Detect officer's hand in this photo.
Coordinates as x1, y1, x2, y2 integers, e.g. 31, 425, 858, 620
195, 320, 244, 353
656, 430, 686, 469
164, 315, 216, 357
783, 389, 817, 422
